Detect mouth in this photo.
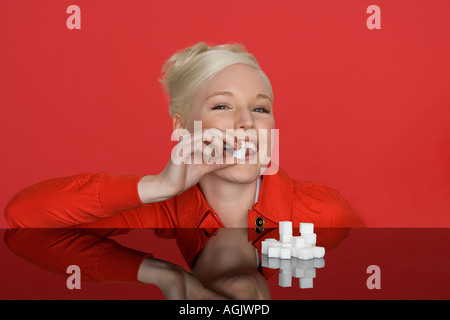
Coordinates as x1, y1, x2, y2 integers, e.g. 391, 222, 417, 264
224, 138, 258, 160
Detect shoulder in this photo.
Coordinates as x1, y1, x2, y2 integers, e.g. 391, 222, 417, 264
289, 176, 366, 228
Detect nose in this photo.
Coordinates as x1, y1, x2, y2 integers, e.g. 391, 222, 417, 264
234, 108, 254, 130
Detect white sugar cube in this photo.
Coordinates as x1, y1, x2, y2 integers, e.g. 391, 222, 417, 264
303, 233, 317, 245
292, 236, 306, 248
268, 246, 281, 258
280, 234, 293, 243
313, 246, 325, 258
280, 247, 291, 259
291, 247, 298, 258
297, 247, 315, 260
279, 221, 293, 235
300, 222, 314, 234
261, 239, 278, 255
300, 278, 314, 289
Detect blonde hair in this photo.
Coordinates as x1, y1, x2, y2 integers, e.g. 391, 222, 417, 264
160, 42, 273, 117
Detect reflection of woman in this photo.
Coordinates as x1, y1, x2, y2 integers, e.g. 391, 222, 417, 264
5, 42, 365, 228
4, 228, 269, 299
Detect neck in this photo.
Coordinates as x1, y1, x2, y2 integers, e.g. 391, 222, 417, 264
199, 174, 258, 228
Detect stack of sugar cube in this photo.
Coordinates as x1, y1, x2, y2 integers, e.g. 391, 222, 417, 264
260, 221, 326, 289
261, 221, 325, 260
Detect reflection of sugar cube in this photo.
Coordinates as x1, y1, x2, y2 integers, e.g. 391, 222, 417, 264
268, 257, 280, 269
313, 258, 325, 268
294, 267, 305, 278
279, 269, 292, 287
300, 278, 314, 289
280, 259, 291, 270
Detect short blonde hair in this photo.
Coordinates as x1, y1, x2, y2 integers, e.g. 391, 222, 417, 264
160, 42, 273, 117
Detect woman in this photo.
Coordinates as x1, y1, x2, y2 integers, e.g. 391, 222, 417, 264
5, 42, 365, 229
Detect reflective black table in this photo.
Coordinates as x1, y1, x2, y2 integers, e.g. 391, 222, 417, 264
1, 228, 449, 300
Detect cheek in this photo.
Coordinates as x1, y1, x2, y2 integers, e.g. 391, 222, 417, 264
256, 117, 275, 131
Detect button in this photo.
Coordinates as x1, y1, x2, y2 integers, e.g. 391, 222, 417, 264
255, 216, 265, 228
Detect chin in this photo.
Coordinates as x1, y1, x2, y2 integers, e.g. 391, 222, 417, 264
213, 163, 262, 184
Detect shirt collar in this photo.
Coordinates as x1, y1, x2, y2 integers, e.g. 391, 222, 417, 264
176, 167, 294, 227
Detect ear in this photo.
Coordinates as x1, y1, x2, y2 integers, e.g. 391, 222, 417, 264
172, 113, 186, 131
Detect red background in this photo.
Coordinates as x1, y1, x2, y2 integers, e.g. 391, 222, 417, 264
1, 0, 449, 228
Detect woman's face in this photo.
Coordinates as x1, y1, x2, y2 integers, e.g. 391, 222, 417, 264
182, 63, 275, 183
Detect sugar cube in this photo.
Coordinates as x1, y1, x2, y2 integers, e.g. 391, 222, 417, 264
279, 221, 293, 235
300, 222, 314, 234
280, 234, 293, 243
302, 233, 317, 245
261, 239, 278, 255
313, 246, 325, 258
280, 247, 291, 259
268, 246, 281, 258
291, 247, 298, 258
297, 247, 315, 260
292, 236, 306, 248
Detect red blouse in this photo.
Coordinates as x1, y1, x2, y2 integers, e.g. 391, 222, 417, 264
5, 167, 365, 229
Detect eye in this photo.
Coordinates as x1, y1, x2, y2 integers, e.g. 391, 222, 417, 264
252, 106, 270, 113
211, 105, 229, 110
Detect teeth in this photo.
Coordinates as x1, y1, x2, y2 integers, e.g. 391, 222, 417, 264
224, 140, 258, 160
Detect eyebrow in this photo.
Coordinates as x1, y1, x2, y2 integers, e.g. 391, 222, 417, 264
205, 91, 273, 103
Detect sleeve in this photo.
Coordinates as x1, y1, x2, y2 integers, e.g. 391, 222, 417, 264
4, 228, 152, 284
4, 172, 150, 228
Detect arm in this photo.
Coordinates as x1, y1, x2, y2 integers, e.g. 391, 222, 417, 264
5, 128, 238, 228
5, 173, 154, 228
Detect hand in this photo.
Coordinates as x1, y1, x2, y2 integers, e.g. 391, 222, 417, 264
138, 128, 237, 204
137, 258, 227, 300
